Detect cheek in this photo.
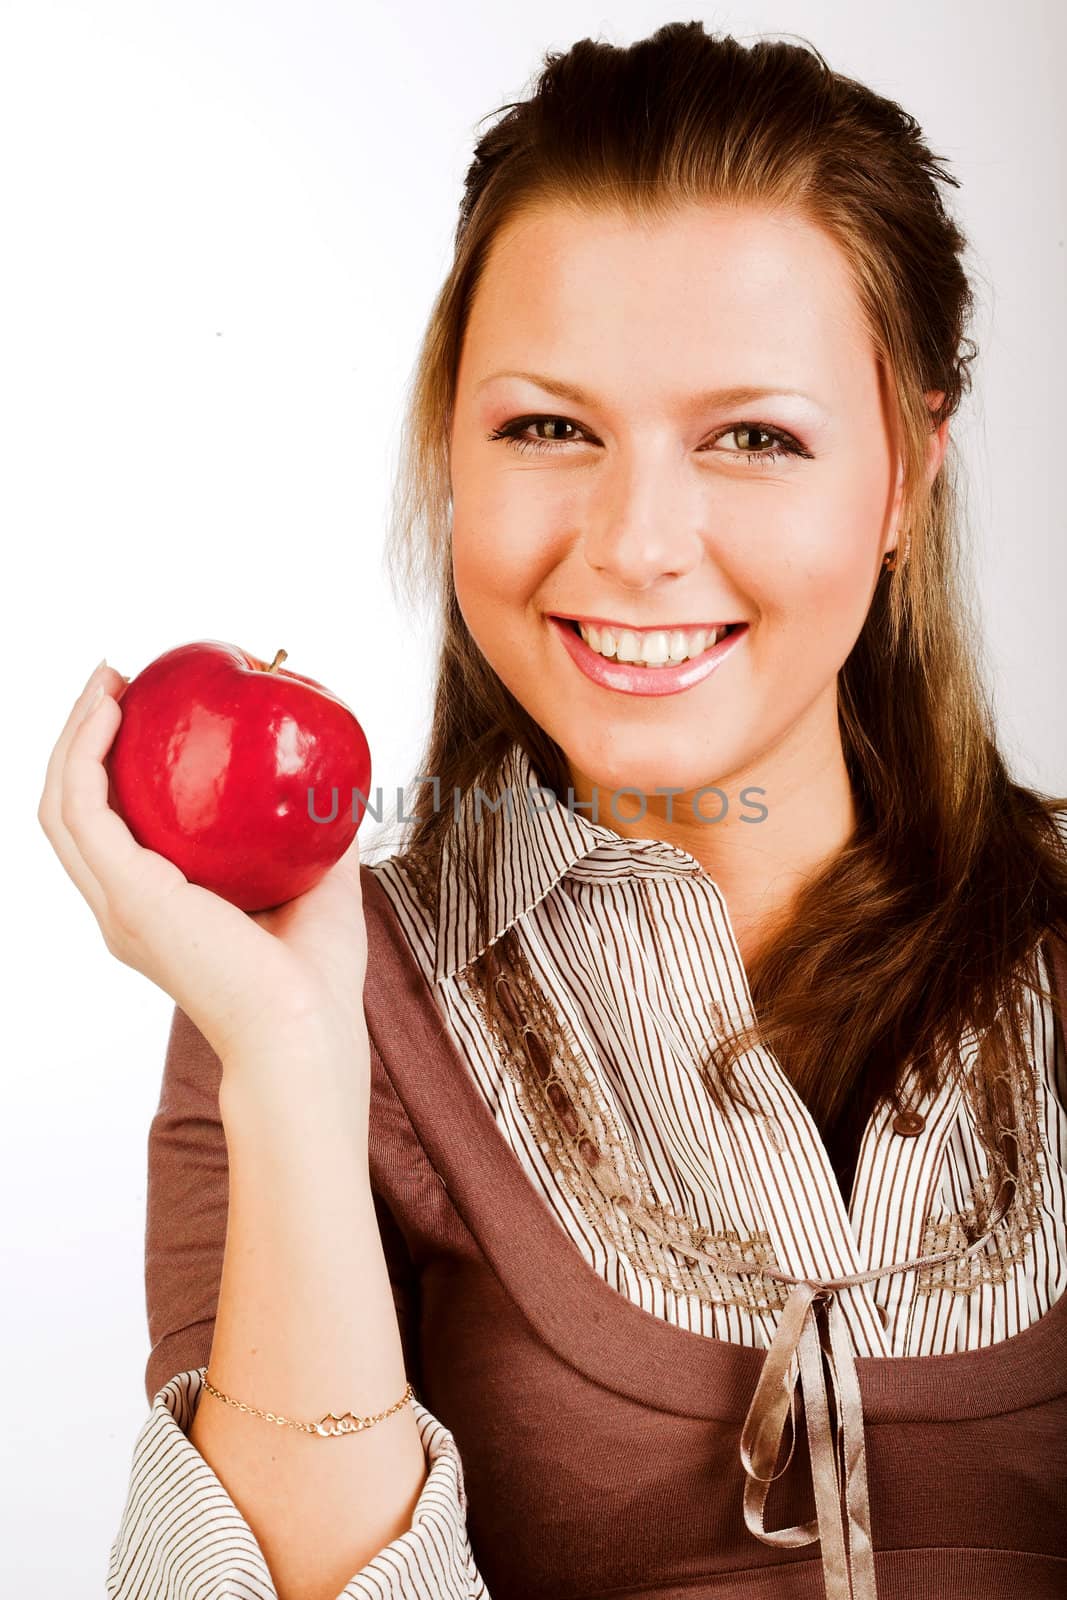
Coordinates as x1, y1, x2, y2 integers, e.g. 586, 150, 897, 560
451, 485, 509, 609
451, 521, 495, 604
451, 517, 547, 675
452, 487, 562, 618
753, 475, 883, 650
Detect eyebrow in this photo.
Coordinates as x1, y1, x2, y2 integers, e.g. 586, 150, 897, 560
475, 369, 825, 413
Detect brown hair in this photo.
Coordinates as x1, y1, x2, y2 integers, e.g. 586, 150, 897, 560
370, 22, 1067, 1211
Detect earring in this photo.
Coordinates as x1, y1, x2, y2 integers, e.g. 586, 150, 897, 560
882, 548, 898, 572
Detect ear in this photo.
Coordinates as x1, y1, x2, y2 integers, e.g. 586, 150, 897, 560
883, 389, 950, 562
924, 389, 950, 487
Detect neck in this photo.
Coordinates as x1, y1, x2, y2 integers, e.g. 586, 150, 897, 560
567, 692, 858, 971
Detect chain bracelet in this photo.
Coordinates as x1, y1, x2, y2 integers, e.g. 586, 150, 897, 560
201, 1372, 415, 1437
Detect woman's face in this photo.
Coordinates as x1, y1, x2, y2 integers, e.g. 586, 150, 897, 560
449, 200, 945, 813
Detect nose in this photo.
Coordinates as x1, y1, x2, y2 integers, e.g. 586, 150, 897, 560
581, 454, 705, 588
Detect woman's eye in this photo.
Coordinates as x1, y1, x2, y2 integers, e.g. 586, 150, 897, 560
709, 425, 808, 465
486, 416, 587, 455
486, 415, 809, 465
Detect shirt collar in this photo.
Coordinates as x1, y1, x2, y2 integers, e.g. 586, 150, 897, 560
433, 739, 704, 982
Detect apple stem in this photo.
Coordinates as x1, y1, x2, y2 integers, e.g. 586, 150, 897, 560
265, 649, 288, 673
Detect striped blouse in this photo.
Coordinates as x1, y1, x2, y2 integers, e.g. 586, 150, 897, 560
108, 738, 1067, 1598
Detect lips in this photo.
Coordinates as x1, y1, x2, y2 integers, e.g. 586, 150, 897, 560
548, 613, 748, 699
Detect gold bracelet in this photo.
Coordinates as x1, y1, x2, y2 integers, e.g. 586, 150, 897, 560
201, 1372, 415, 1437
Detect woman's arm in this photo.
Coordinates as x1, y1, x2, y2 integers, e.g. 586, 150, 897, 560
108, 1373, 477, 1599
36, 667, 487, 1597
107, 1004, 488, 1600
191, 1037, 429, 1594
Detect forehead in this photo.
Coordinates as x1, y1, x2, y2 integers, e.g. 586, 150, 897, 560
461, 201, 874, 408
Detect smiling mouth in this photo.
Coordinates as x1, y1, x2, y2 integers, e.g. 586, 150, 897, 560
553, 615, 744, 668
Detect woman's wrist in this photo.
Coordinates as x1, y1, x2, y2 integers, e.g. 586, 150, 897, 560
218, 1026, 373, 1175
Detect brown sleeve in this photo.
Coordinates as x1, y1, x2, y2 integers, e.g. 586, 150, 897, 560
143, 1003, 421, 1406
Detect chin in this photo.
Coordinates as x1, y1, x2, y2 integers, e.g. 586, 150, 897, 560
556, 727, 734, 804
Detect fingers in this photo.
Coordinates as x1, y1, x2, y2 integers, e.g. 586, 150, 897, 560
40, 672, 241, 1011
37, 662, 129, 922
38, 660, 128, 832
37, 659, 139, 928
35, 660, 315, 1058
60, 688, 160, 915
40, 661, 126, 792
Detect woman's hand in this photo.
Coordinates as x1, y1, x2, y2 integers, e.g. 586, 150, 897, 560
37, 659, 372, 1082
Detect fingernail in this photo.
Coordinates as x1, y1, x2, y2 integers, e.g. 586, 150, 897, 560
84, 657, 107, 692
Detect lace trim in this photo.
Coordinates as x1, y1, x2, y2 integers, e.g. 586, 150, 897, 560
400, 846, 1045, 1309
462, 929, 793, 1316
914, 1043, 1045, 1295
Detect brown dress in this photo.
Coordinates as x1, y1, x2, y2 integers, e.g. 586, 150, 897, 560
144, 864, 1067, 1598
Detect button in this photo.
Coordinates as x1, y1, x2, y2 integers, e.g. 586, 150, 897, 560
875, 1303, 890, 1329
892, 1110, 925, 1136
763, 1116, 787, 1153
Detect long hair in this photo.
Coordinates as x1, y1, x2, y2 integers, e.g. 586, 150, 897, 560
368, 22, 1067, 1204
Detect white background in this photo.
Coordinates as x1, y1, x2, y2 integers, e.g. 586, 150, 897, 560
4, 0, 1064, 1589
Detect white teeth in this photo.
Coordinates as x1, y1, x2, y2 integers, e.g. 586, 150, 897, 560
577, 621, 728, 666
639, 630, 671, 666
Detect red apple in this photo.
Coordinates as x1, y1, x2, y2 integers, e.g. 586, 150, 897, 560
104, 640, 372, 911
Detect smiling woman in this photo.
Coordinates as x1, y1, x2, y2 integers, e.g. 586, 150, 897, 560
107, 18, 1067, 1600
448, 202, 939, 811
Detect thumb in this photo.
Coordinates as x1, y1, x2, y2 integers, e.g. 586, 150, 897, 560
246, 828, 365, 938
326, 827, 365, 892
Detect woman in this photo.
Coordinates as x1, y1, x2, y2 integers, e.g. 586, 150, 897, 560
39, 21, 1067, 1600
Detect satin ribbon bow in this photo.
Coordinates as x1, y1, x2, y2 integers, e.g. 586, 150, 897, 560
734, 1159, 1017, 1600
740, 1279, 876, 1600
610, 1207, 1013, 1600
608, 1198, 1015, 1600
568, 1071, 1018, 1599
